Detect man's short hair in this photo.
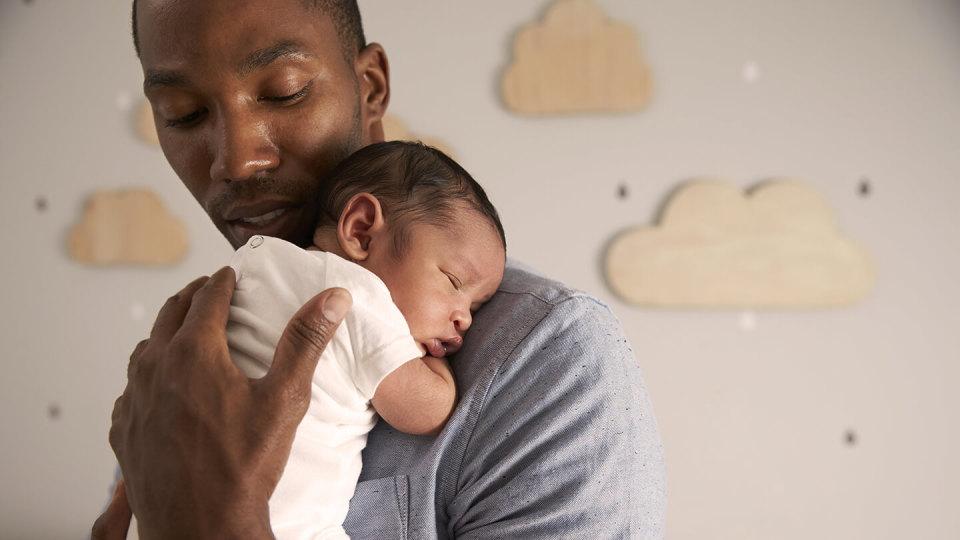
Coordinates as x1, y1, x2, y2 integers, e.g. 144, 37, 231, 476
316, 141, 507, 256
131, 0, 366, 60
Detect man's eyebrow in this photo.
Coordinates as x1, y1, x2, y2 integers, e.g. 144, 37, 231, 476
142, 42, 312, 91
143, 70, 188, 91
238, 41, 313, 76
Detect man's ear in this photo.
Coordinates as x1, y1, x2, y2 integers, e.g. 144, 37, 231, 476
337, 193, 387, 261
355, 43, 390, 144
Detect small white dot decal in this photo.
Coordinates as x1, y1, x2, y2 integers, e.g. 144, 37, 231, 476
130, 303, 146, 321
741, 61, 761, 83
115, 91, 133, 111
739, 311, 757, 331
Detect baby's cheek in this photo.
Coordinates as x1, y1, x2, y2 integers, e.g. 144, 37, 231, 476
394, 297, 429, 335
407, 300, 445, 337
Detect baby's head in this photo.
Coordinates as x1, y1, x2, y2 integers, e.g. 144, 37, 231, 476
313, 141, 506, 358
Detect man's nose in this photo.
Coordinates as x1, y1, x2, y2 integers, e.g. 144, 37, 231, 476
209, 109, 280, 182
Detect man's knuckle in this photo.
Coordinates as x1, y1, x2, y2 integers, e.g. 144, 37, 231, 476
288, 317, 332, 352
108, 421, 122, 453
126, 339, 148, 375
167, 336, 196, 359
111, 393, 123, 415
133, 339, 149, 356
164, 292, 183, 307
193, 276, 229, 303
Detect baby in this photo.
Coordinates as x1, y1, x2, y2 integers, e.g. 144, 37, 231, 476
226, 141, 506, 539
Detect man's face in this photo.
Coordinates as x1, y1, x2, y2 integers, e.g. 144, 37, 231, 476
137, 0, 388, 248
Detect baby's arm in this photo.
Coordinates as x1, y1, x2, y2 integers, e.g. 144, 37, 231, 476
371, 355, 457, 436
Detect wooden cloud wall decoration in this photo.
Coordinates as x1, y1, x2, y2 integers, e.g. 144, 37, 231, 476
382, 114, 456, 158
136, 99, 160, 146
604, 180, 875, 309
501, 0, 653, 115
68, 189, 188, 266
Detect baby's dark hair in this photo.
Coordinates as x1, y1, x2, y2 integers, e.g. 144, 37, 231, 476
316, 141, 506, 256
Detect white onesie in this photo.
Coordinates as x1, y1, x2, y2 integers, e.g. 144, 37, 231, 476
227, 235, 423, 539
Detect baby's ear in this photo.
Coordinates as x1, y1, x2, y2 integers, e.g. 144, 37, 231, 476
337, 193, 386, 261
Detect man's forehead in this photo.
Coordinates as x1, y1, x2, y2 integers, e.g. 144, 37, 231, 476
137, 0, 329, 53
137, 0, 342, 71
137, 0, 316, 20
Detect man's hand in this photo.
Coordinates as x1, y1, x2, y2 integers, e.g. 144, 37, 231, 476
94, 267, 351, 540
91, 480, 132, 540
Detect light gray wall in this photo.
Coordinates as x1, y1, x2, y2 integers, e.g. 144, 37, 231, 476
1, 1, 958, 538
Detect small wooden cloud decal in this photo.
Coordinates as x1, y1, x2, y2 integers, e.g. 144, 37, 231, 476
605, 180, 875, 308
501, 0, 653, 115
136, 99, 160, 146
68, 189, 188, 266
382, 114, 456, 158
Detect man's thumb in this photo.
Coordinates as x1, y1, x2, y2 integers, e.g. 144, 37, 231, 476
265, 287, 351, 399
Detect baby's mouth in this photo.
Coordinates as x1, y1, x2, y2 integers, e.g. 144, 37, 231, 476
424, 339, 448, 358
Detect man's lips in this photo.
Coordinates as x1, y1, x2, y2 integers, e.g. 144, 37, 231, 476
235, 208, 287, 226
223, 200, 298, 222
222, 202, 304, 245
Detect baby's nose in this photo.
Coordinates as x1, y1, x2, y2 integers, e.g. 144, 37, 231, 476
453, 310, 472, 333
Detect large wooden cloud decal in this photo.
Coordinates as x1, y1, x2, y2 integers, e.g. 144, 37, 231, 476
501, 0, 653, 115
604, 180, 875, 308
68, 189, 188, 266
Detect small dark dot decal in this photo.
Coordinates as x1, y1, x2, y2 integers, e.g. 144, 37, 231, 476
844, 429, 857, 446
858, 178, 871, 198
35, 197, 48, 212
48, 403, 61, 420
617, 184, 629, 200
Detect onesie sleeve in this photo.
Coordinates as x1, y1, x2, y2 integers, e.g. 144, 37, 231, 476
334, 267, 424, 401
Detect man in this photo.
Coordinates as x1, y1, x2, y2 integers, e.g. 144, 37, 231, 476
94, 1, 666, 538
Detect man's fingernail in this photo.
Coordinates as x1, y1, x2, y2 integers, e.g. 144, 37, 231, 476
322, 289, 351, 322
